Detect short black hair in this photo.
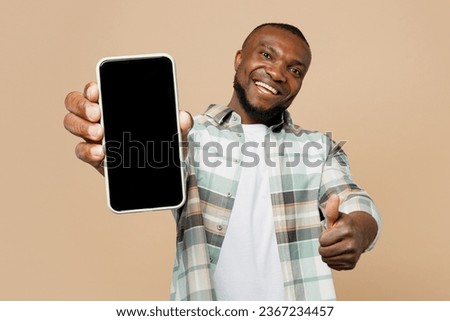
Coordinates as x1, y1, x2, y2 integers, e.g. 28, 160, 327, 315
247, 22, 310, 48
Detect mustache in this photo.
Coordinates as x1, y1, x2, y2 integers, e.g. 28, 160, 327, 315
233, 75, 287, 125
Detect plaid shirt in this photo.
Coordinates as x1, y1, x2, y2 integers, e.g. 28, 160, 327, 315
170, 104, 381, 301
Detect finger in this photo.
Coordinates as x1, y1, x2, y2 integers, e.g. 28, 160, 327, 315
319, 229, 338, 247
75, 142, 105, 174
324, 194, 340, 229
319, 250, 359, 271
179, 110, 193, 160
64, 90, 101, 123
84, 81, 99, 102
64, 112, 103, 142
323, 258, 355, 271
319, 239, 347, 257
179, 110, 193, 141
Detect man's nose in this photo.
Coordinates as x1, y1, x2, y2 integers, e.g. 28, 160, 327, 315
266, 63, 287, 82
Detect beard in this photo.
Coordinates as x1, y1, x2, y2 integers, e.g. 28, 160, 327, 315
233, 75, 287, 125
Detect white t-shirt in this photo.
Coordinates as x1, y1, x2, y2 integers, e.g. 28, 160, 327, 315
213, 124, 284, 300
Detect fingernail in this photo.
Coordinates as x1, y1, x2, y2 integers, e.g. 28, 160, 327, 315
91, 145, 104, 157
86, 105, 99, 121
86, 85, 95, 100
88, 124, 100, 138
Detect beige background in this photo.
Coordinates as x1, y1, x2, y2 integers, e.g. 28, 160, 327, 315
1, 0, 449, 300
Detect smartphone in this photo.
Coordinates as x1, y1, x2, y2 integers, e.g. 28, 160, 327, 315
96, 53, 186, 214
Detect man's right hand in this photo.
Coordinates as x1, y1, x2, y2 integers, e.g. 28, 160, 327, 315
64, 82, 105, 175
63, 82, 193, 175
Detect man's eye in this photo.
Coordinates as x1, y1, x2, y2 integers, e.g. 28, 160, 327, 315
261, 52, 271, 59
290, 68, 302, 77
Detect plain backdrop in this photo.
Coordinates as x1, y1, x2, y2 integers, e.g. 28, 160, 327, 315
1, 0, 449, 300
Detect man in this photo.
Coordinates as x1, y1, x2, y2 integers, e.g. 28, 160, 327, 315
64, 23, 381, 301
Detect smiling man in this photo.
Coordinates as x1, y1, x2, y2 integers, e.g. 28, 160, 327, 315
230, 24, 311, 125
64, 22, 381, 301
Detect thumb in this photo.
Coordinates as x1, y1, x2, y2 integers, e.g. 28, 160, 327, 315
179, 110, 193, 140
179, 110, 193, 159
324, 194, 340, 229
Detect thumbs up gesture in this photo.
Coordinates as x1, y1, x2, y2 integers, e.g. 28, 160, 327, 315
319, 195, 378, 271
324, 194, 340, 229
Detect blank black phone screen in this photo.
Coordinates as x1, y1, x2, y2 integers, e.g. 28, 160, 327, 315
98, 55, 185, 213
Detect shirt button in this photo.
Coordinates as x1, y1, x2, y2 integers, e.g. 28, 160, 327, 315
227, 193, 232, 198
217, 225, 223, 231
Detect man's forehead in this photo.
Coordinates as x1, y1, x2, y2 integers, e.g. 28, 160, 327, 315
244, 26, 311, 61
245, 26, 309, 50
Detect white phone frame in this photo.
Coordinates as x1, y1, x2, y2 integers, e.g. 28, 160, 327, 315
96, 53, 186, 214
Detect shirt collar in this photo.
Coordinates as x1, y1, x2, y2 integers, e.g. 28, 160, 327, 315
203, 104, 296, 132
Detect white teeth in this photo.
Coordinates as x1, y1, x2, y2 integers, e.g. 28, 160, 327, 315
255, 81, 278, 95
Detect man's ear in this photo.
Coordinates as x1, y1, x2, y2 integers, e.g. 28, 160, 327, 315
234, 50, 242, 71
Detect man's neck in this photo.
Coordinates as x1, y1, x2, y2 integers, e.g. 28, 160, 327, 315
227, 92, 282, 126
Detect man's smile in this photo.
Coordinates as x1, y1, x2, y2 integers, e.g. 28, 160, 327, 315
254, 80, 279, 95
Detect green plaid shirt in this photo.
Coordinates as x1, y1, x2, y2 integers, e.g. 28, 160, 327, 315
170, 104, 381, 300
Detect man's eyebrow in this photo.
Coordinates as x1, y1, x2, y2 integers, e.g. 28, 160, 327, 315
260, 43, 278, 56
260, 43, 307, 68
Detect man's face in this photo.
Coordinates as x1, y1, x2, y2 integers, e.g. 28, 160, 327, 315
233, 26, 311, 124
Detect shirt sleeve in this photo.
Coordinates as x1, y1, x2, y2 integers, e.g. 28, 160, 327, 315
170, 127, 196, 223
171, 157, 189, 223
318, 137, 382, 251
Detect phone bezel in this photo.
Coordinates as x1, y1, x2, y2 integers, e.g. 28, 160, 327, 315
96, 53, 186, 214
